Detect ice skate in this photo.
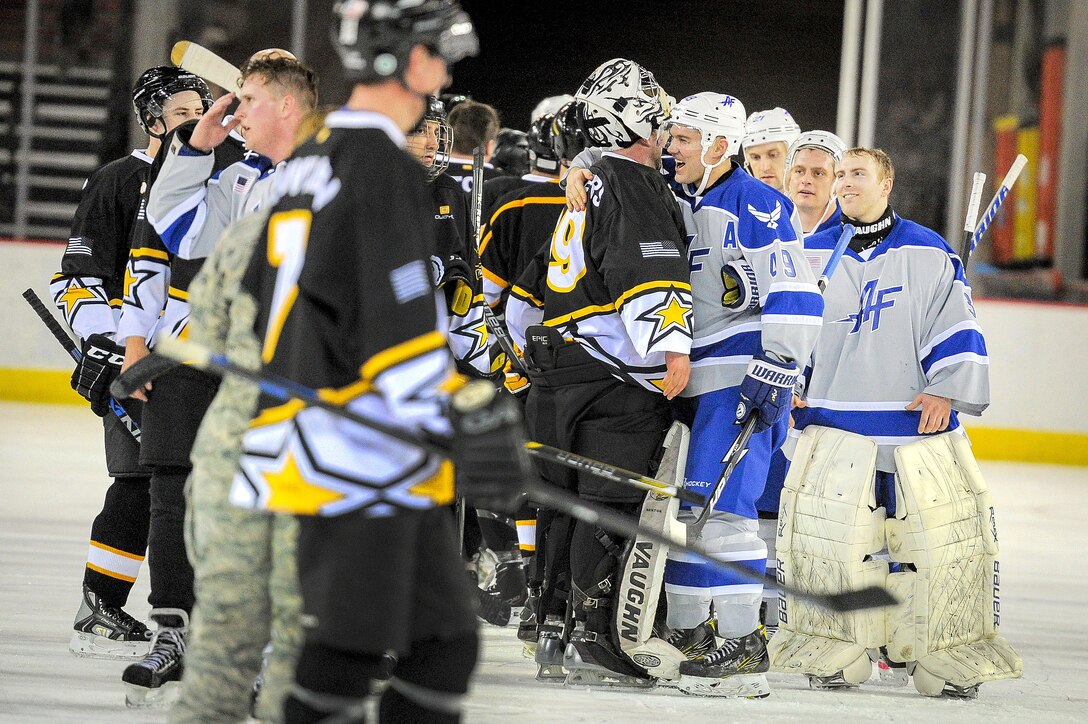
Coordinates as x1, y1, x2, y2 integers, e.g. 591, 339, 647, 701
664, 617, 717, 660
534, 615, 566, 681
69, 585, 152, 660
562, 622, 655, 689
909, 662, 982, 699
121, 611, 187, 709
473, 584, 512, 626
807, 653, 872, 691
678, 628, 771, 698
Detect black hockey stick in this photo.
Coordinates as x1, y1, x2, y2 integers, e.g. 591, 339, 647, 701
148, 336, 896, 613
689, 224, 857, 536
22, 288, 142, 442
111, 350, 701, 504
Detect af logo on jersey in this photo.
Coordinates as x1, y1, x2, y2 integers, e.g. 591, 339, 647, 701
748, 201, 782, 230
838, 279, 902, 333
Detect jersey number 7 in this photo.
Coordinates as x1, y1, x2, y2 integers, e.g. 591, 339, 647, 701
262, 210, 313, 363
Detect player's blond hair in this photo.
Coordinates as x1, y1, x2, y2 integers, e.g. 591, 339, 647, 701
239, 56, 318, 113
844, 147, 895, 182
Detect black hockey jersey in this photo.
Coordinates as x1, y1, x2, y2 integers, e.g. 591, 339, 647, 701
506, 153, 693, 392
50, 150, 152, 340
445, 155, 502, 194
233, 110, 458, 517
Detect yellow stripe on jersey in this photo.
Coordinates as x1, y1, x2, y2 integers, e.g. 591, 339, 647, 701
250, 398, 306, 429
168, 286, 189, 301
544, 301, 616, 328
480, 195, 567, 255
89, 541, 145, 561
408, 459, 455, 506
614, 280, 692, 311
131, 247, 170, 261
318, 378, 373, 405
109, 298, 122, 308
480, 265, 508, 290
509, 284, 543, 308
359, 330, 446, 383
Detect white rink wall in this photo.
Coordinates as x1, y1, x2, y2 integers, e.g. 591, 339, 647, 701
2, 240, 1087, 461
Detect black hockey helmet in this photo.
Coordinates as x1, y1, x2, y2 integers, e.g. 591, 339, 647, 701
491, 128, 530, 177
527, 112, 559, 173
132, 66, 213, 138
331, 0, 479, 85
552, 102, 589, 164
409, 95, 454, 182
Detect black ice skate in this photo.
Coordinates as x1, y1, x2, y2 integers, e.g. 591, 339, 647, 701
490, 550, 528, 607
678, 627, 771, 698
69, 584, 152, 660
121, 610, 187, 709
665, 617, 718, 660
534, 615, 566, 681
562, 622, 655, 689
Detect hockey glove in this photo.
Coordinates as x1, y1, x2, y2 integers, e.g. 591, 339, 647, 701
721, 260, 760, 311
431, 254, 475, 316
449, 381, 535, 513
71, 333, 125, 417
736, 352, 799, 432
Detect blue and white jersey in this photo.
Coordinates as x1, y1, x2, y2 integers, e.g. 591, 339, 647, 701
807, 203, 841, 237
670, 162, 824, 396
793, 216, 989, 471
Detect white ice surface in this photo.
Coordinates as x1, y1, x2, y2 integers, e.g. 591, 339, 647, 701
0, 402, 1085, 722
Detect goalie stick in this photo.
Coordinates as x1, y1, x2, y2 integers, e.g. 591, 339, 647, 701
111, 352, 702, 505
963, 153, 1028, 270
689, 223, 857, 535
170, 41, 242, 91
146, 335, 896, 613
22, 288, 141, 442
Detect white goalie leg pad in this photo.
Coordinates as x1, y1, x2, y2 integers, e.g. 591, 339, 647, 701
769, 426, 887, 682
887, 432, 1023, 693
615, 422, 689, 681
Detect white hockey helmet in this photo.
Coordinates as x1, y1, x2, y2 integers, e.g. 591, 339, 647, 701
665, 92, 747, 195
531, 94, 574, 123
786, 129, 848, 171
742, 107, 801, 149
573, 58, 671, 149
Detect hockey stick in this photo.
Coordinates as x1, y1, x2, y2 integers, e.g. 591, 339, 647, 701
959, 172, 987, 263
150, 336, 895, 612
963, 153, 1028, 270
171, 41, 241, 91
689, 223, 857, 535
110, 348, 700, 504
22, 288, 141, 442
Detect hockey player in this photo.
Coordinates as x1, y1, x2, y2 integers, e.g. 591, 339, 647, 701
445, 99, 503, 192
491, 127, 531, 177
506, 58, 693, 687
230, 3, 531, 722
742, 107, 801, 192
783, 130, 846, 237
773, 147, 1022, 697
116, 54, 314, 708
51, 66, 210, 661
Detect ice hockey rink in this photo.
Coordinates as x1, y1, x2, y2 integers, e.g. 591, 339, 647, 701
0, 401, 1084, 723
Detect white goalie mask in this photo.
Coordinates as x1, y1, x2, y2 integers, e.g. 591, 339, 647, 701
785, 129, 848, 173
742, 107, 801, 150
574, 58, 672, 149
664, 92, 747, 196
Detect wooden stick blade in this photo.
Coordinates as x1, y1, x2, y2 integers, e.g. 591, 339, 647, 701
171, 40, 242, 91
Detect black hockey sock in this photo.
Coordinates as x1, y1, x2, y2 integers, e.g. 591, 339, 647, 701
379, 633, 478, 724
285, 641, 386, 723
147, 465, 194, 613
83, 476, 150, 607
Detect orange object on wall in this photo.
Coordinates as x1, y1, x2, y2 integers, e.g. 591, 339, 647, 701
1036, 41, 1066, 262
991, 115, 1019, 265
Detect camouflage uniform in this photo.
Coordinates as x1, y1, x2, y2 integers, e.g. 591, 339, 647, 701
170, 209, 301, 723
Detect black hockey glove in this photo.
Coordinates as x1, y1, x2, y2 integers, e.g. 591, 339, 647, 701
71, 333, 125, 417
431, 254, 475, 316
449, 381, 535, 513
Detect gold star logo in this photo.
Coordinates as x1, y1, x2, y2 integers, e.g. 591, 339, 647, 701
653, 296, 690, 334
58, 285, 97, 316
263, 450, 345, 515
635, 288, 693, 349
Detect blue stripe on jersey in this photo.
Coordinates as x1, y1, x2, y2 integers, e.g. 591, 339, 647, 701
794, 405, 962, 439
159, 205, 199, 255
921, 328, 988, 374
178, 143, 210, 157
690, 329, 761, 362
664, 556, 766, 590
762, 289, 824, 319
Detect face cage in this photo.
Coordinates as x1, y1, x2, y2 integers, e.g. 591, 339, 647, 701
410, 118, 453, 182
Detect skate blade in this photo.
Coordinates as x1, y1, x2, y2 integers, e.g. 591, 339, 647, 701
564, 667, 655, 689
679, 672, 770, 698
522, 642, 537, 660
124, 680, 180, 709
940, 683, 980, 700
536, 664, 567, 682
808, 673, 860, 691
69, 632, 150, 660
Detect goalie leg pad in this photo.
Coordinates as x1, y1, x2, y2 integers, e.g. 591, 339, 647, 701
769, 426, 886, 682
887, 432, 1023, 693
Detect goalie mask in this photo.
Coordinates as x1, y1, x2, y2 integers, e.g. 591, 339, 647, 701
742, 107, 801, 150
664, 92, 747, 196
552, 101, 589, 164
785, 130, 848, 173
132, 66, 213, 139
573, 58, 672, 149
331, 0, 479, 84
527, 113, 559, 173
408, 95, 453, 182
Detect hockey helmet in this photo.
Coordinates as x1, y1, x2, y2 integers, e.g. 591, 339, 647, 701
551, 102, 588, 164
492, 128, 531, 177
409, 95, 454, 182
530, 94, 574, 123
331, 0, 478, 84
742, 107, 801, 149
573, 58, 671, 149
131, 66, 213, 138
664, 92, 747, 196
785, 129, 848, 171
526, 113, 559, 172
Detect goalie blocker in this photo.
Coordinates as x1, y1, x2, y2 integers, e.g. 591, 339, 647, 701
770, 426, 1022, 696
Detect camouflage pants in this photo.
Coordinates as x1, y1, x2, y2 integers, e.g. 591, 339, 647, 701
170, 381, 301, 724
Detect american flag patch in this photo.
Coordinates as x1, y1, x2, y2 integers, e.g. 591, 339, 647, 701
233, 175, 253, 194
389, 260, 430, 304
66, 237, 93, 256
639, 241, 680, 259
